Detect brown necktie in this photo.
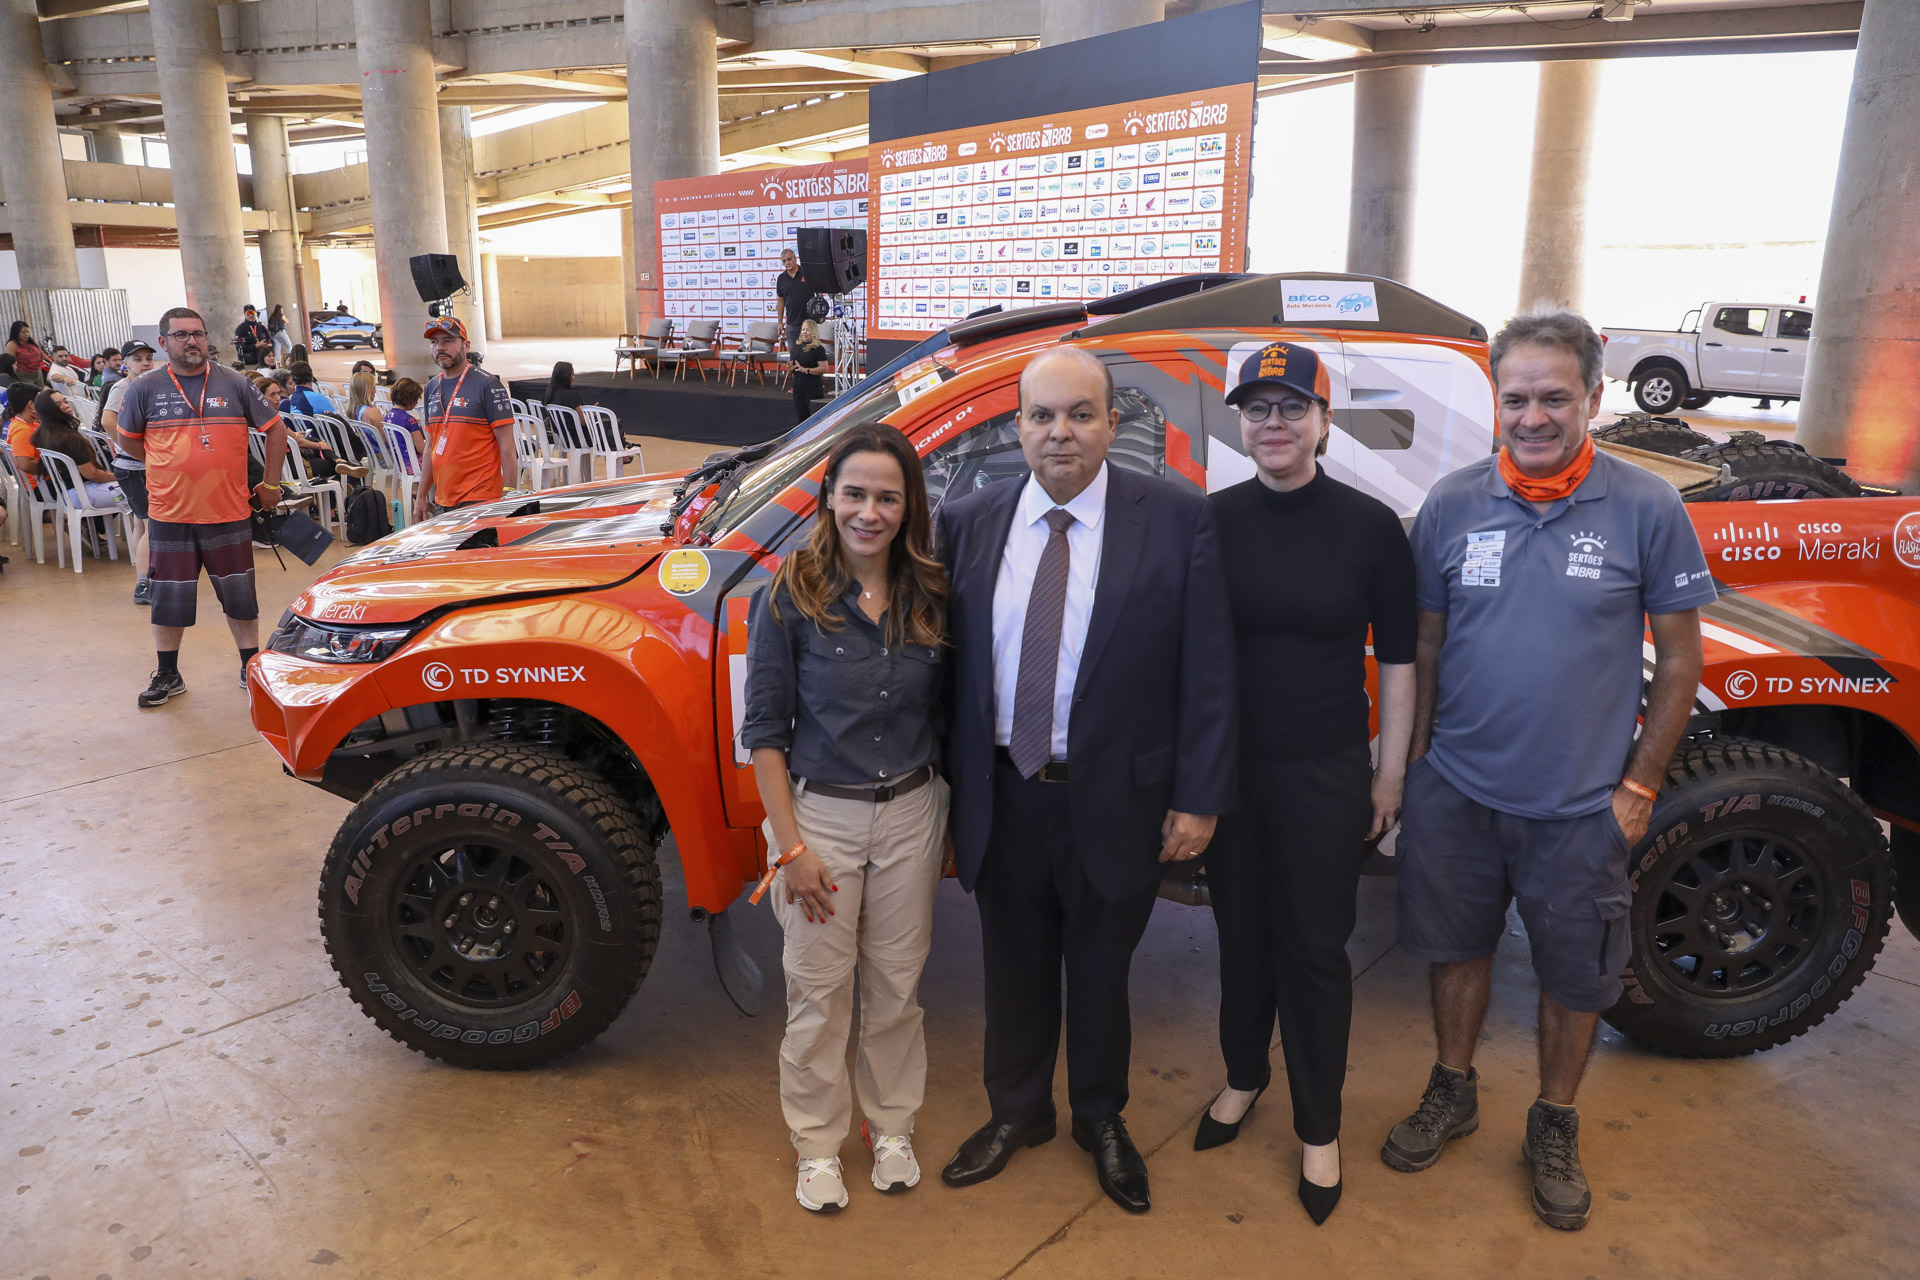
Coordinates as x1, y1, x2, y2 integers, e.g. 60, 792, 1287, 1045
1008, 507, 1075, 778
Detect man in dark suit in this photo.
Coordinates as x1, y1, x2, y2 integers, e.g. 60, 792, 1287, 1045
935, 346, 1236, 1213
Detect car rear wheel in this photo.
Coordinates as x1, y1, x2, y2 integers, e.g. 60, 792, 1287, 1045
1603, 737, 1893, 1057
1681, 392, 1717, 410
318, 743, 662, 1068
1633, 364, 1689, 413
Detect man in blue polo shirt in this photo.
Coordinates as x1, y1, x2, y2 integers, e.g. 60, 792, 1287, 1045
1380, 310, 1712, 1231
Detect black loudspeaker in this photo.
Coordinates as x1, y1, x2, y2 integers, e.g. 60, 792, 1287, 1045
409, 253, 466, 302
795, 227, 866, 295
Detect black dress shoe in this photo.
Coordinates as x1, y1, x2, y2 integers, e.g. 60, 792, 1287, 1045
940, 1114, 1056, 1187
1071, 1114, 1150, 1214
1193, 1080, 1269, 1151
1298, 1173, 1343, 1225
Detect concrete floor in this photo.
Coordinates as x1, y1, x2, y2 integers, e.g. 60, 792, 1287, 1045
8, 385, 1920, 1279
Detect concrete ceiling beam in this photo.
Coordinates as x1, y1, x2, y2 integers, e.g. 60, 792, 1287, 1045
718, 92, 866, 155
1364, 1, 1861, 54
744, 0, 1041, 51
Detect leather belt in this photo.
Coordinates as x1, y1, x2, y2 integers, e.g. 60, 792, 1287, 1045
997, 747, 1070, 783
794, 765, 934, 804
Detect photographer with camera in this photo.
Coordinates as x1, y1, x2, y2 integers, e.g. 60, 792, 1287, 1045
116, 307, 288, 707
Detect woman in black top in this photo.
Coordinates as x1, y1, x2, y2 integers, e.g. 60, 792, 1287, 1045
1195, 342, 1417, 1225
545, 361, 585, 411
740, 421, 950, 1214
789, 321, 828, 422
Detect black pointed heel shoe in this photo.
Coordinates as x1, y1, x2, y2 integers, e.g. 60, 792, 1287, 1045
1298, 1173, 1343, 1225
1193, 1081, 1268, 1152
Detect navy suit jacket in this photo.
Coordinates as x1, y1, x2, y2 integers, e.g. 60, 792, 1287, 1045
935, 464, 1238, 902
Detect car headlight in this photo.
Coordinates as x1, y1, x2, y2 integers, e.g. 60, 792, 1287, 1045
267, 612, 422, 664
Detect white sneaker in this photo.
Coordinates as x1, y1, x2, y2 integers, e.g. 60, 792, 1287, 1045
795, 1156, 848, 1213
863, 1122, 921, 1193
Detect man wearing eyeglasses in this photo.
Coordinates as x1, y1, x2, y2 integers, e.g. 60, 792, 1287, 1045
116, 306, 288, 708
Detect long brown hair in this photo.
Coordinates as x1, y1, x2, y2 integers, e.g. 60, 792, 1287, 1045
769, 422, 946, 648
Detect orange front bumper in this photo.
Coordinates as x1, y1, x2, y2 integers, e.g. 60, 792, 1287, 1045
249, 651, 392, 781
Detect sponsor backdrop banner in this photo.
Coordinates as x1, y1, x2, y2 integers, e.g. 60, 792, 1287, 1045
654, 159, 870, 344
868, 83, 1256, 340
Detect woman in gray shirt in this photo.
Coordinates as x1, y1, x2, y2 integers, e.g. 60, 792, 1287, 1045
741, 421, 949, 1215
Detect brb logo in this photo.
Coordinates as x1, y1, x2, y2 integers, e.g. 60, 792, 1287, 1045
422, 662, 454, 692
1566, 531, 1607, 580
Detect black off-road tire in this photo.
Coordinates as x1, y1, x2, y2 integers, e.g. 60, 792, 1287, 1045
1681, 392, 1717, 410
1632, 364, 1689, 413
1892, 826, 1920, 942
1604, 738, 1893, 1058
1591, 414, 1715, 457
1680, 439, 1863, 503
317, 743, 662, 1068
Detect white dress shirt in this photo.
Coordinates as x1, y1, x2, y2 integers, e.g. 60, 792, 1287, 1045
991, 462, 1108, 758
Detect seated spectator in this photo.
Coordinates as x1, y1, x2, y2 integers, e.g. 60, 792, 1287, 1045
30, 389, 120, 507
287, 361, 336, 414
386, 377, 425, 465
546, 361, 585, 412
790, 320, 829, 422
289, 343, 310, 366
340, 370, 383, 479
45, 348, 84, 392
5, 382, 41, 476
87, 353, 108, 385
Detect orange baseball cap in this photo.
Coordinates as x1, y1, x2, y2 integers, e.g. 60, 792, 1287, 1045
424, 315, 469, 342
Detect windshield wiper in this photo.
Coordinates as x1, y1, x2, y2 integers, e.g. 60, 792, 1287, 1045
661, 440, 778, 535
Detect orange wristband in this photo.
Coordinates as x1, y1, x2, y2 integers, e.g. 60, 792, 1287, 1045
1620, 779, 1657, 802
748, 842, 807, 906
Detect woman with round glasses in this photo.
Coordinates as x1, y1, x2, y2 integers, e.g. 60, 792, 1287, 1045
1195, 341, 1417, 1225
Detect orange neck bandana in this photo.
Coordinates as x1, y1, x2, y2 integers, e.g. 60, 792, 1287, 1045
1499, 434, 1595, 503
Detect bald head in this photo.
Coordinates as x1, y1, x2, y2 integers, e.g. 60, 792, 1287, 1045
1018, 345, 1112, 416
1017, 345, 1119, 504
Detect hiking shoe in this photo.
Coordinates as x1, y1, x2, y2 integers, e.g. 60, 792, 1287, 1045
863, 1122, 921, 1193
1381, 1062, 1479, 1172
1522, 1100, 1591, 1230
132, 576, 152, 605
795, 1156, 848, 1213
137, 669, 186, 708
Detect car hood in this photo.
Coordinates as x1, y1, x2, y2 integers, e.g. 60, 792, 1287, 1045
289, 475, 687, 626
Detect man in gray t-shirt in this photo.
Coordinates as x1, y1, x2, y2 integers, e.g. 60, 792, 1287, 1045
1380, 312, 1711, 1232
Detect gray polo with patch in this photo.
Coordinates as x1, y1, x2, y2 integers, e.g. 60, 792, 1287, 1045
1410, 449, 1717, 820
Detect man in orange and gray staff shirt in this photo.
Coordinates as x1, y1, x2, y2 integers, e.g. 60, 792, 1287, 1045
414, 316, 515, 523
116, 306, 288, 708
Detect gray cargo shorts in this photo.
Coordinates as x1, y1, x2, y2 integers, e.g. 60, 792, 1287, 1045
1396, 755, 1634, 1012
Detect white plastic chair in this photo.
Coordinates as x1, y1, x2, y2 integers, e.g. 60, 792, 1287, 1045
318, 381, 344, 403
37, 448, 132, 573
579, 405, 644, 480
539, 404, 594, 484
281, 436, 346, 534
509, 397, 529, 419
384, 422, 423, 525
513, 415, 569, 492
1, 442, 57, 559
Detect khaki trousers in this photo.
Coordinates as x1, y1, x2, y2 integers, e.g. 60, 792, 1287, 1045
769, 774, 949, 1158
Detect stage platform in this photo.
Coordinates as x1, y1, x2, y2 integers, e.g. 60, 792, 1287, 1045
506, 369, 800, 449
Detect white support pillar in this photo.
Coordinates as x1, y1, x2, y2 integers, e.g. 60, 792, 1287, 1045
353, 0, 447, 382
150, 0, 249, 340
1346, 66, 1425, 284
1517, 61, 1600, 314
0, 0, 81, 288
481, 252, 503, 343
438, 105, 486, 347
625, 0, 719, 329
1795, 0, 1920, 487
246, 113, 303, 343
1040, 0, 1163, 46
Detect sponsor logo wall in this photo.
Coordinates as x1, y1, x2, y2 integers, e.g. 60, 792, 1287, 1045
868, 84, 1256, 339
654, 159, 870, 343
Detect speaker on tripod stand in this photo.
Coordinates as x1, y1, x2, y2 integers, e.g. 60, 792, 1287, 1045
793, 228, 866, 389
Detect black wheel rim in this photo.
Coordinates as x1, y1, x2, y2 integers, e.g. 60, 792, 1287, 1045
1645, 830, 1826, 999
388, 842, 574, 1007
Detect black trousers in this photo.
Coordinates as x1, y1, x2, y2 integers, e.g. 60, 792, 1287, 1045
1207, 746, 1373, 1145
976, 753, 1159, 1123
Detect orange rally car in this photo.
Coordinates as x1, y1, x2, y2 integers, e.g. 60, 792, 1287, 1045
249, 273, 1914, 1069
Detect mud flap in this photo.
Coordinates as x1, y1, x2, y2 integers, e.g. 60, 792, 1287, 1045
708, 908, 763, 1017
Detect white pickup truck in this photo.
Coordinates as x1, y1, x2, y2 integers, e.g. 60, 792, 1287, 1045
1602, 301, 1811, 413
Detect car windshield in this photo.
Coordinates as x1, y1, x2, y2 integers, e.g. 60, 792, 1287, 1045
692, 333, 955, 538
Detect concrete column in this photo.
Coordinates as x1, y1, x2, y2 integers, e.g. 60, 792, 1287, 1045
245, 113, 303, 342
625, 0, 719, 328
1516, 61, 1600, 314
619, 209, 639, 334
299, 243, 323, 339
1041, 0, 1163, 46
438, 105, 486, 345
1346, 65, 1425, 284
353, 0, 447, 381
0, 0, 80, 289
1797, 0, 1920, 487
150, 0, 248, 338
481, 252, 502, 342
89, 124, 135, 166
